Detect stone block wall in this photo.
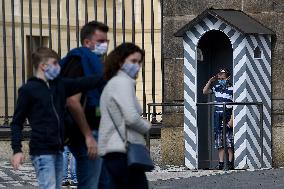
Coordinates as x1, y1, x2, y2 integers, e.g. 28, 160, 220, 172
162, 0, 284, 167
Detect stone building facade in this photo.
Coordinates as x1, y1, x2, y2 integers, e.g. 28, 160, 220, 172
0, 0, 162, 118
162, 0, 284, 167
0, 0, 162, 159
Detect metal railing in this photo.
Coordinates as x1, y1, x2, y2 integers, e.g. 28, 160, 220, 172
145, 101, 264, 170
0, 0, 163, 126
146, 102, 184, 148
197, 102, 264, 170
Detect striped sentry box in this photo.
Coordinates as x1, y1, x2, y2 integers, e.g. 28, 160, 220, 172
182, 14, 272, 170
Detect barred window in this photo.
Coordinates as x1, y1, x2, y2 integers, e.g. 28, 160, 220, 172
254, 46, 262, 59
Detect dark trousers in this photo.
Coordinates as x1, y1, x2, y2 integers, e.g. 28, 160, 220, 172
102, 153, 149, 189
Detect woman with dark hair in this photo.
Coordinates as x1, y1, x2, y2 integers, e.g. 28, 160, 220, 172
98, 43, 151, 189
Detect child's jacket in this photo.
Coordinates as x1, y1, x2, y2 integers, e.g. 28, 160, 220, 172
11, 76, 103, 155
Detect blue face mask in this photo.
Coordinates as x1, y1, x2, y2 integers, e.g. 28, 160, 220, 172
121, 62, 141, 79
44, 64, 61, 80
218, 79, 227, 86
92, 42, 108, 55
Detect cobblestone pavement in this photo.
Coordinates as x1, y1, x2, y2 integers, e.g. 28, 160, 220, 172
1, 161, 284, 189
0, 161, 37, 188
150, 168, 284, 189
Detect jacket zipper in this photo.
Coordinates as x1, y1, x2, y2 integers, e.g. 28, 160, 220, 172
47, 83, 62, 147
51, 96, 62, 146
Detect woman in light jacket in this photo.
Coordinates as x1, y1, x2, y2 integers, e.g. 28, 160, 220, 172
98, 43, 151, 189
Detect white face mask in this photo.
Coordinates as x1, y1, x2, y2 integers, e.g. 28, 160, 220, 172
92, 42, 108, 55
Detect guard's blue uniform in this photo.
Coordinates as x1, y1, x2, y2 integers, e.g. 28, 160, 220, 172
212, 84, 234, 149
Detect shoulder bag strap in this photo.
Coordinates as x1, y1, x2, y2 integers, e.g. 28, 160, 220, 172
106, 107, 128, 148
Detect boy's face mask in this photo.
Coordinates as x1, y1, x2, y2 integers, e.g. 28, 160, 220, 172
44, 64, 61, 80
121, 62, 141, 79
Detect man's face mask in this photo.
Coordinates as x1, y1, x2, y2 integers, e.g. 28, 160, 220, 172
44, 64, 61, 80
121, 62, 141, 79
92, 42, 108, 55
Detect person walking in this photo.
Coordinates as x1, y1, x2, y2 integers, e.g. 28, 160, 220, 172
10, 47, 104, 189
98, 43, 151, 189
60, 21, 109, 189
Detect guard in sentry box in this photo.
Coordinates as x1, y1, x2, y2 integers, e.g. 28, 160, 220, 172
10, 47, 104, 189
203, 68, 234, 170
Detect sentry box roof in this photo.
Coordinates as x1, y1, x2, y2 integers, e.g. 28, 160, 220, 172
174, 8, 275, 37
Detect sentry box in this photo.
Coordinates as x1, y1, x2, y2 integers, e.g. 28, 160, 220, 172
175, 8, 275, 170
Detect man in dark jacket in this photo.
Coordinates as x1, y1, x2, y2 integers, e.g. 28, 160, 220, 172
60, 21, 109, 189
10, 47, 103, 189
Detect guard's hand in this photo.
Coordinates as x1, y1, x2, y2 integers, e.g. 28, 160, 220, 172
209, 75, 218, 83
11, 152, 24, 170
226, 76, 231, 80
228, 120, 233, 128
85, 135, 97, 160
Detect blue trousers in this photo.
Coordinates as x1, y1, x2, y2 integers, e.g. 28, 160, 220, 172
31, 153, 63, 189
63, 146, 77, 181
68, 130, 109, 189
214, 111, 234, 149
214, 111, 232, 133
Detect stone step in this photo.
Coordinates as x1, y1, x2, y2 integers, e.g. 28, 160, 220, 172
0, 127, 31, 140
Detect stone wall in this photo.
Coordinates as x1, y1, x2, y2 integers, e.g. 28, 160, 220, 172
162, 0, 284, 167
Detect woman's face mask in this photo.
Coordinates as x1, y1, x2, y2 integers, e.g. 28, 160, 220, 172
121, 62, 141, 79
44, 64, 61, 80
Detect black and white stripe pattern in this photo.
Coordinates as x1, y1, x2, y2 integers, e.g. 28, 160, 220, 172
182, 14, 272, 169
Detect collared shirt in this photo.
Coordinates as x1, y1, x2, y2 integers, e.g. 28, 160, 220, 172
212, 84, 233, 112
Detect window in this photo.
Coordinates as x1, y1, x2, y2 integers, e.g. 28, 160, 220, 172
254, 46, 262, 59
197, 48, 204, 62
26, 36, 49, 78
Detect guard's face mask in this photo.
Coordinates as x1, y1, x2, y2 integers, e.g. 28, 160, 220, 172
218, 79, 227, 86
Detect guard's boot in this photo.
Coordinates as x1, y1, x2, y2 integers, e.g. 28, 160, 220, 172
228, 161, 234, 170
218, 162, 224, 170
